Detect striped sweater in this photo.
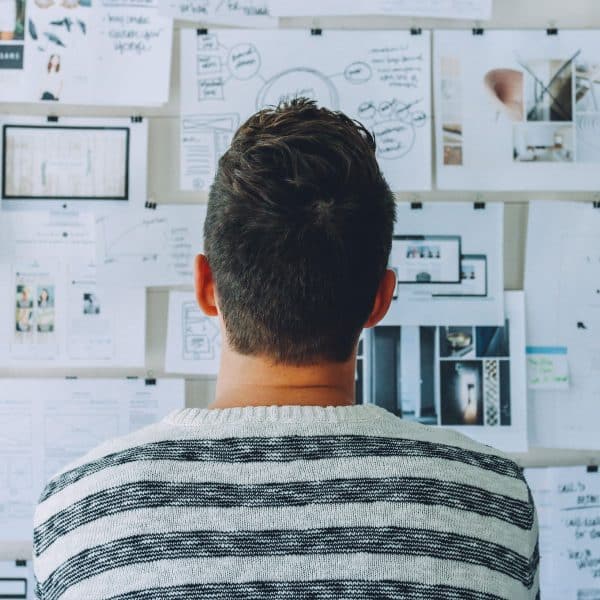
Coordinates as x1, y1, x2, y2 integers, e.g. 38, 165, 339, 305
33, 404, 539, 600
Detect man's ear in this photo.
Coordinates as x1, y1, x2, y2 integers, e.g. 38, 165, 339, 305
194, 254, 218, 317
364, 268, 396, 329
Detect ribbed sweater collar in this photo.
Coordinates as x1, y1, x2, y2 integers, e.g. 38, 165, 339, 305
164, 404, 388, 426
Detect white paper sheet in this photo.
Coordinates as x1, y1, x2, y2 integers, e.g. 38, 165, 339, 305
381, 202, 504, 326
0, 261, 146, 368
525, 466, 600, 600
0, 212, 146, 368
96, 204, 206, 287
362, 292, 527, 451
180, 29, 432, 191
158, 0, 276, 26
165, 290, 221, 375
525, 201, 600, 449
270, 0, 492, 19
0, 0, 172, 105
0, 378, 184, 544
434, 30, 600, 190
0, 560, 35, 599
0, 116, 148, 210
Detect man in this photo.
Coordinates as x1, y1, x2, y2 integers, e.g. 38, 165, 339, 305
33, 99, 539, 599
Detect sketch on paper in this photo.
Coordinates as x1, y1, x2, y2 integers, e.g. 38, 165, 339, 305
435, 30, 600, 190
526, 466, 600, 599
166, 291, 221, 375
181, 114, 239, 192
181, 298, 220, 361
95, 205, 205, 287
180, 30, 432, 191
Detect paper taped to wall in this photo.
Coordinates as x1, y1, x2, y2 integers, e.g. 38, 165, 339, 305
0, 378, 184, 544
0, 116, 148, 210
0, 0, 173, 105
0, 261, 146, 368
96, 204, 206, 288
361, 291, 527, 452
381, 202, 504, 326
435, 30, 600, 190
525, 201, 600, 449
180, 29, 432, 191
165, 290, 221, 375
525, 466, 600, 600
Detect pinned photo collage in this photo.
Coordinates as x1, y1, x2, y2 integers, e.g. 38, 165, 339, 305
435, 31, 600, 190
362, 320, 511, 429
360, 287, 527, 451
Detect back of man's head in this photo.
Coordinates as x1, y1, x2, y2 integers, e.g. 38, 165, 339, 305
205, 98, 396, 365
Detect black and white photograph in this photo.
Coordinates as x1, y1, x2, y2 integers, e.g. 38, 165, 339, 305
524, 57, 574, 121
83, 292, 101, 315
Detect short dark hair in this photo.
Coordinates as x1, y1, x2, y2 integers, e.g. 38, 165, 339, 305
205, 98, 395, 365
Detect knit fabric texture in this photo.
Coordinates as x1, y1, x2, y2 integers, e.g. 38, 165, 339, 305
33, 404, 539, 599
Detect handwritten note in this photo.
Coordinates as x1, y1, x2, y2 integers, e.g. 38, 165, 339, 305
97, 1, 173, 105
527, 346, 570, 390
158, 0, 276, 26
0, 0, 172, 105
526, 466, 600, 599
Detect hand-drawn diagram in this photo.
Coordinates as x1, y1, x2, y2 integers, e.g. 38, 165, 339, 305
99, 216, 168, 265
180, 30, 432, 191
182, 299, 220, 361
166, 291, 221, 375
96, 205, 205, 287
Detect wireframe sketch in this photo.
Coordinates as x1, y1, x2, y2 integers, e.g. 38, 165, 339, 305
181, 30, 432, 191
182, 300, 221, 361
181, 114, 239, 191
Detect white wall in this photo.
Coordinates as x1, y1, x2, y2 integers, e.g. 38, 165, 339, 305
2, 0, 600, 558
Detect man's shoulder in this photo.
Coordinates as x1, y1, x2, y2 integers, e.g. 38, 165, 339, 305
371, 408, 525, 477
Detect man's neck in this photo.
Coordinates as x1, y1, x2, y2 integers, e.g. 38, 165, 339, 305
209, 347, 357, 409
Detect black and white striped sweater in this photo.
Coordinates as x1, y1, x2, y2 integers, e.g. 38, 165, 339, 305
33, 404, 539, 600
